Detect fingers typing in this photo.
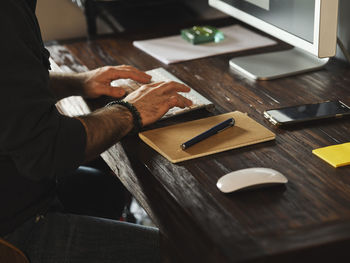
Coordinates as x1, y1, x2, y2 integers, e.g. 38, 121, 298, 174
105, 66, 152, 83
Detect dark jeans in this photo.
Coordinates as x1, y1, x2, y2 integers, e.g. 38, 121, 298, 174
5, 160, 160, 263
5, 212, 160, 263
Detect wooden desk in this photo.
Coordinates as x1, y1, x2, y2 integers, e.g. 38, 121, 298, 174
48, 19, 350, 262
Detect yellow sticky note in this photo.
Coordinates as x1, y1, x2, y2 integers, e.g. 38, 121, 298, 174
312, 142, 350, 168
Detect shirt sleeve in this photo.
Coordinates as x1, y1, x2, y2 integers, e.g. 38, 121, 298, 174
0, 1, 86, 181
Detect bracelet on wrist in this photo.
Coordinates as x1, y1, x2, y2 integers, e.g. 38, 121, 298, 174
105, 100, 142, 134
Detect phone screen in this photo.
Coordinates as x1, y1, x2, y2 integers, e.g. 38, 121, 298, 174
264, 101, 350, 125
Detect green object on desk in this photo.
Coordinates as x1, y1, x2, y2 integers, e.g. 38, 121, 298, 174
181, 26, 224, 45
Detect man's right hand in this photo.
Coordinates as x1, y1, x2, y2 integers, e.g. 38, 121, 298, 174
124, 81, 193, 126
77, 80, 193, 162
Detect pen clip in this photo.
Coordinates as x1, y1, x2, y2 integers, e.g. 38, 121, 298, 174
217, 118, 235, 133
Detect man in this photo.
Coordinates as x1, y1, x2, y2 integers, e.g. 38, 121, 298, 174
0, 0, 192, 262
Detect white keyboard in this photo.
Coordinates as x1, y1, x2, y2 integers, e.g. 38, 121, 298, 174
111, 67, 214, 119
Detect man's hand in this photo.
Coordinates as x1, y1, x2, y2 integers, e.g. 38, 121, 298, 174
77, 80, 192, 161
124, 81, 193, 126
49, 65, 151, 100
78, 65, 151, 98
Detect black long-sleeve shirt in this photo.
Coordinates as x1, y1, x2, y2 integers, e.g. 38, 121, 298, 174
0, 0, 86, 236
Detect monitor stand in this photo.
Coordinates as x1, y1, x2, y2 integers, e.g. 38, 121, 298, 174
229, 47, 329, 80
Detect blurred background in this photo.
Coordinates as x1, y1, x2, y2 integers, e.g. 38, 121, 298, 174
36, 0, 349, 66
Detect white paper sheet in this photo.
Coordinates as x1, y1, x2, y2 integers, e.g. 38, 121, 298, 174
133, 25, 277, 64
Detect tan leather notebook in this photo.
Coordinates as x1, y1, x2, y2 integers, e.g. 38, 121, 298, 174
139, 111, 276, 163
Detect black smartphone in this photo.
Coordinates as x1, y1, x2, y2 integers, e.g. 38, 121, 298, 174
263, 100, 350, 126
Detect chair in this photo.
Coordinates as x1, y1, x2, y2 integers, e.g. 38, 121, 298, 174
0, 238, 29, 263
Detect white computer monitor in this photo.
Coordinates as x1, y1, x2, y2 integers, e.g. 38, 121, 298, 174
209, 0, 339, 80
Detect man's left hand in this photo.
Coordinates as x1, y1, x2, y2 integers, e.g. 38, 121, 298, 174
78, 65, 151, 99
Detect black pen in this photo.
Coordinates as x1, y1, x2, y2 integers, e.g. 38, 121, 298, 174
181, 117, 235, 150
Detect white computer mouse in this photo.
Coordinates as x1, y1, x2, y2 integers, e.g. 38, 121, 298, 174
216, 167, 288, 193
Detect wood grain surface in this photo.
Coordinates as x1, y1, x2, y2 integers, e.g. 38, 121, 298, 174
47, 18, 350, 262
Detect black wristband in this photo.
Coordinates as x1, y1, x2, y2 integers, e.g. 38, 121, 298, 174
105, 100, 142, 134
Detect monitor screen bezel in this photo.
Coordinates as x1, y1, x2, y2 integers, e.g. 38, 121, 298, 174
208, 0, 338, 58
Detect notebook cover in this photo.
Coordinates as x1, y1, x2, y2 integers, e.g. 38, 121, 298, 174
139, 111, 276, 163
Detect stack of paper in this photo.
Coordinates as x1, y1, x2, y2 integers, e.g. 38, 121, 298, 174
133, 25, 277, 64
